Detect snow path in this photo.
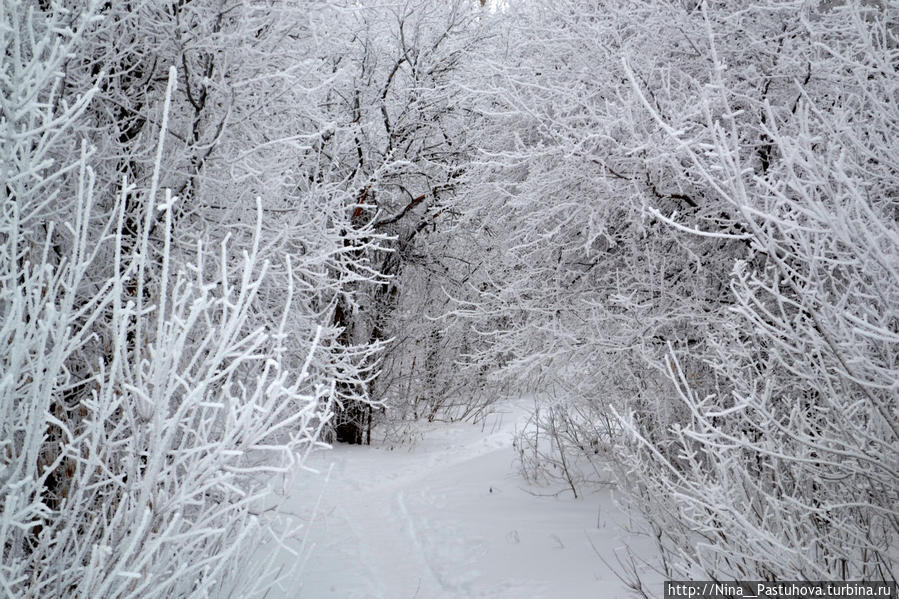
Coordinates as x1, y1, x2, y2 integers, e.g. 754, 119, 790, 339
264, 401, 659, 598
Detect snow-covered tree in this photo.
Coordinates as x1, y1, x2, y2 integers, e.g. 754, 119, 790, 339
300, 0, 492, 438
453, 0, 898, 585
1, 3, 359, 595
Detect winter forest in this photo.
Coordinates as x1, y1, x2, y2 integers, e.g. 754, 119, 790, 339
2, 0, 897, 597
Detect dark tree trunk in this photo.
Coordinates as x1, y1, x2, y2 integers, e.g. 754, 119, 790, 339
332, 296, 367, 445
334, 400, 366, 444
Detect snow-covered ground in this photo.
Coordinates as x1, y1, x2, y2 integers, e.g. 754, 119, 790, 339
264, 400, 660, 598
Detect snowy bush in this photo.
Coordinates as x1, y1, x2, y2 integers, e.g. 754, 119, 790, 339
454, 0, 898, 585
1, 6, 332, 597
613, 1, 899, 581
